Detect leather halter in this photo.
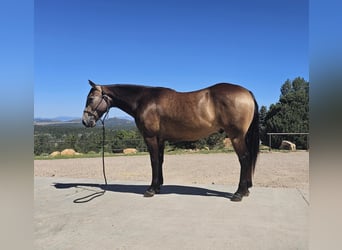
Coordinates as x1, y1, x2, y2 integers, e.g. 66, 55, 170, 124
83, 87, 111, 121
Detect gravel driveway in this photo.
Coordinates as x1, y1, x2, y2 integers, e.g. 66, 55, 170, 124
35, 151, 309, 193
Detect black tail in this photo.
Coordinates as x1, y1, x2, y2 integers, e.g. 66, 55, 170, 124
246, 92, 260, 175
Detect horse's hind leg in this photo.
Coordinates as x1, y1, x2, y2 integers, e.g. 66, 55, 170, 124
231, 135, 253, 202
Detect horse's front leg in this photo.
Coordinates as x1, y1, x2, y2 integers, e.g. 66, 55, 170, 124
144, 136, 163, 197
158, 142, 165, 186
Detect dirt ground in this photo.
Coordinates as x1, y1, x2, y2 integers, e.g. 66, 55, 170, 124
34, 151, 309, 192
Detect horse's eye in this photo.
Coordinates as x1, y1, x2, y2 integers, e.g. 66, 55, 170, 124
86, 97, 94, 105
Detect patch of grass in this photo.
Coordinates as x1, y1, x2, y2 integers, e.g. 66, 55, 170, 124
34, 146, 304, 160
34, 151, 149, 160
165, 148, 235, 155
35, 148, 236, 160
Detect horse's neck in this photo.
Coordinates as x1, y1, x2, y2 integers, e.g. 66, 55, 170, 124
104, 85, 144, 117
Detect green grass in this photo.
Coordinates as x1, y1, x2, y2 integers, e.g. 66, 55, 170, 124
34, 145, 305, 160
34, 151, 149, 160
34, 148, 237, 160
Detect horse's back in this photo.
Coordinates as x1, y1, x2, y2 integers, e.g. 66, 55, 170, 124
209, 83, 251, 96
136, 83, 256, 140
148, 82, 255, 124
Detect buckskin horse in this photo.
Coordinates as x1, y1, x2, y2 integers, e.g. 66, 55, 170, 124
82, 80, 259, 201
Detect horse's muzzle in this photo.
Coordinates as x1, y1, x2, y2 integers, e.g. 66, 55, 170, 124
82, 114, 97, 128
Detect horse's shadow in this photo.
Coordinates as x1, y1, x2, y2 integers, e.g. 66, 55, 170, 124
53, 182, 233, 199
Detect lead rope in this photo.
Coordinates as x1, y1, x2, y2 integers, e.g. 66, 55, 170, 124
73, 107, 110, 203
100, 108, 110, 185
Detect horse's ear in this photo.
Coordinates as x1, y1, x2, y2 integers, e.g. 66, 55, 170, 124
88, 80, 102, 92
88, 80, 97, 88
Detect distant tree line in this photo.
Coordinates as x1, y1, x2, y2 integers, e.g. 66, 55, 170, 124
34, 124, 228, 156
34, 126, 146, 155
34, 77, 309, 156
259, 77, 309, 149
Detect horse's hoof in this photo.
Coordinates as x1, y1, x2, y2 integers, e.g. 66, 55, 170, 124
144, 187, 160, 197
231, 192, 243, 202
144, 189, 155, 197
231, 190, 250, 201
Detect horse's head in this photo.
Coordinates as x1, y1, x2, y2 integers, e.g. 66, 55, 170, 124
82, 80, 111, 127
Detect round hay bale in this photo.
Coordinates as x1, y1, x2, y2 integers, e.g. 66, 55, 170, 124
61, 149, 77, 156
279, 140, 296, 151
123, 148, 137, 154
49, 151, 61, 157
223, 138, 232, 148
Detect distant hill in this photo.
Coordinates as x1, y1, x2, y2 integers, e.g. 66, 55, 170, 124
34, 118, 60, 123
34, 117, 136, 129
34, 118, 80, 126
97, 117, 136, 128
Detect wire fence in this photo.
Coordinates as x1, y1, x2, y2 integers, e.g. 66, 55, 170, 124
34, 132, 310, 156
34, 138, 148, 155
266, 132, 309, 151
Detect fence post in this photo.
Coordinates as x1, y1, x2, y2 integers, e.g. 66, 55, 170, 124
268, 134, 272, 151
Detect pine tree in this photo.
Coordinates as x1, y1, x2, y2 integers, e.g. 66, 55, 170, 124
261, 77, 309, 149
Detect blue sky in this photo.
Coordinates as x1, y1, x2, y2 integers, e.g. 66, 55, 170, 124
34, 0, 308, 119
